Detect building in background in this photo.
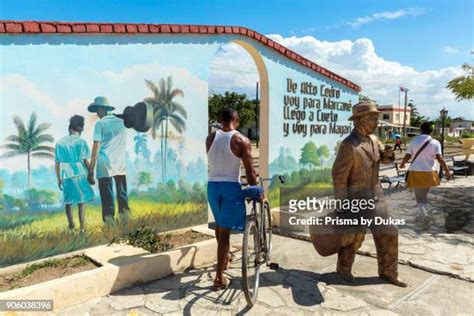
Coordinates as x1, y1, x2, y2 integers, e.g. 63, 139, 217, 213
376, 104, 414, 140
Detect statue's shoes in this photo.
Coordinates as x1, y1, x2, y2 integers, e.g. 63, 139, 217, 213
337, 271, 355, 283
379, 274, 408, 287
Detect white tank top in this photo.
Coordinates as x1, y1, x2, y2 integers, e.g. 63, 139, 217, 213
208, 130, 241, 182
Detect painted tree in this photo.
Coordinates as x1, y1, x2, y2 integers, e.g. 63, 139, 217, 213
316, 145, 330, 170
144, 77, 186, 183
299, 141, 320, 170
137, 171, 153, 190
1, 113, 54, 188
446, 63, 474, 101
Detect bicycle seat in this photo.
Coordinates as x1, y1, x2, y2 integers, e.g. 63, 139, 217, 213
242, 186, 264, 201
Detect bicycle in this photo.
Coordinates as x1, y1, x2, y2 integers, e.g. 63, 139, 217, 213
241, 175, 284, 306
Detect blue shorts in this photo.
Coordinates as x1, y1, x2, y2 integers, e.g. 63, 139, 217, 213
207, 181, 246, 231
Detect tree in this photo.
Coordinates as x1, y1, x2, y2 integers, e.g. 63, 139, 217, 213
137, 171, 153, 190
1, 113, 54, 188
446, 63, 474, 101
299, 142, 320, 170
409, 102, 425, 127
208, 92, 256, 131
144, 77, 186, 183
316, 145, 330, 169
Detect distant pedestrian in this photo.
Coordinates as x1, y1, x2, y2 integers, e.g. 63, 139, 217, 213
55, 115, 95, 233
399, 121, 451, 229
393, 136, 402, 153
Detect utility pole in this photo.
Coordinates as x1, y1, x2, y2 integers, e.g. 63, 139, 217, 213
402, 88, 408, 136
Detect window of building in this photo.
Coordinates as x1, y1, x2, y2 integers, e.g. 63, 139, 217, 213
383, 114, 390, 120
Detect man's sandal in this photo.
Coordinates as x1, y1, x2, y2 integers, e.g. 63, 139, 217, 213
212, 278, 232, 291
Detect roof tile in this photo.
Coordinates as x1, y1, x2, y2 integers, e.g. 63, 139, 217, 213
149, 24, 160, 33
137, 24, 148, 33
126, 24, 138, 33
5, 22, 22, 33
161, 25, 171, 33
86, 24, 100, 33
57, 24, 72, 33
23, 22, 40, 33
113, 24, 126, 33
72, 24, 86, 33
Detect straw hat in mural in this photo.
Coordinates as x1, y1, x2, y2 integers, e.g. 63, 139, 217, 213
87, 96, 116, 113
348, 101, 380, 121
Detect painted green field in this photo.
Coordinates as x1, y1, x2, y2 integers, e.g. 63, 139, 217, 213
0, 200, 207, 267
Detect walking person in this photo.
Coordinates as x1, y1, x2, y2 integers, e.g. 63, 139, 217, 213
55, 115, 95, 232
399, 121, 451, 229
88, 96, 130, 222
206, 108, 258, 291
393, 136, 402, 153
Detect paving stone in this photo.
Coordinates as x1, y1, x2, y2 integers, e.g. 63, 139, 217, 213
388, 275, 474, 315
145, 289, 183, 313
319, 255, 434, 308
255, 287, 286, 307
107, 286, 146, 311
320, 286, 367, 312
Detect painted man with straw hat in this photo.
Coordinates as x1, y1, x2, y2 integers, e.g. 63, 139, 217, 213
88, 96, 130, 222
310, 101, 407, 287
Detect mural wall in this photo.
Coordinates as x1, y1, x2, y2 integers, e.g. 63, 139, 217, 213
0, 31, 358, 267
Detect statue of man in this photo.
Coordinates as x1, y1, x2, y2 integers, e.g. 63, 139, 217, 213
310, 101, 407, 287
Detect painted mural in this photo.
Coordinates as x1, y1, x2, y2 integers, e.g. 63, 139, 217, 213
0, 32, 358, 267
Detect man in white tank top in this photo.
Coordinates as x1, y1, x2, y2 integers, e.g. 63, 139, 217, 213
206, 108, 257, 290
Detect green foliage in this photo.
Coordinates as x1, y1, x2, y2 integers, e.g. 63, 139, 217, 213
409, 103, 425, 127
121, 226, 172, 253
461, 131, 474, 139
446, 63, 474, 101
128, 181, 206, 204
2, 194, 28, 210
1, 112, 55, 188
20, 255, 92, 278
316, 145, 330, 169
299, 141, 320, 169
25, 188, 58, 209
208, 92, 258, 129
137, 171, 153, 189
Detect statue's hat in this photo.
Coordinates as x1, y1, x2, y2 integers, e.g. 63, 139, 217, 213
348, 101, 380, 121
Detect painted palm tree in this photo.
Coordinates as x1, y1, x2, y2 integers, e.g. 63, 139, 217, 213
144, 76, 186, 183
1, 112, 54, 188
133, 132, 148, 156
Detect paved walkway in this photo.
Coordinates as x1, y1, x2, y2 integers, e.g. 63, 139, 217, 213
60, 233, 473, 315
60, 166, 473, 315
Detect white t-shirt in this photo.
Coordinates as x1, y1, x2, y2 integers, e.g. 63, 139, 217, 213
406, 134, 442, 171
93, 115, 127, 178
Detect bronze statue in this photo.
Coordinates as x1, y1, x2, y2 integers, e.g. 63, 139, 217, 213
310, 101, 407, 287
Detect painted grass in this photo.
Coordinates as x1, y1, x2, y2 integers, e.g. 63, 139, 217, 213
0, 201, 207, 267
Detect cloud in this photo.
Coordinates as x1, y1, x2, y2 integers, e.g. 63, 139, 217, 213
346, 7, 430, 28
210, 34, 471, 119
442, 46, 459, 54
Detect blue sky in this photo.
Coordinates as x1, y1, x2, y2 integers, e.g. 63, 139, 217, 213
0, 0, 472, 119
0, 0, 471, 71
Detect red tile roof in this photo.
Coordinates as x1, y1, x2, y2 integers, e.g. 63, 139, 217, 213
0, 20, 361, 92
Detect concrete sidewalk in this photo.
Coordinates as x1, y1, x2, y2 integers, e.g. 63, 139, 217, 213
60, 233, 473, 315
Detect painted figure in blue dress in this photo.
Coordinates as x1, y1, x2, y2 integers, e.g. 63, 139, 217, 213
88, 96, 131, 222
55, 115, 95, 232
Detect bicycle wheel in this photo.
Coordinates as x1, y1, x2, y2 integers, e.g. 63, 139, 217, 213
262, 200, 273, 261
242, 216, 260, 306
